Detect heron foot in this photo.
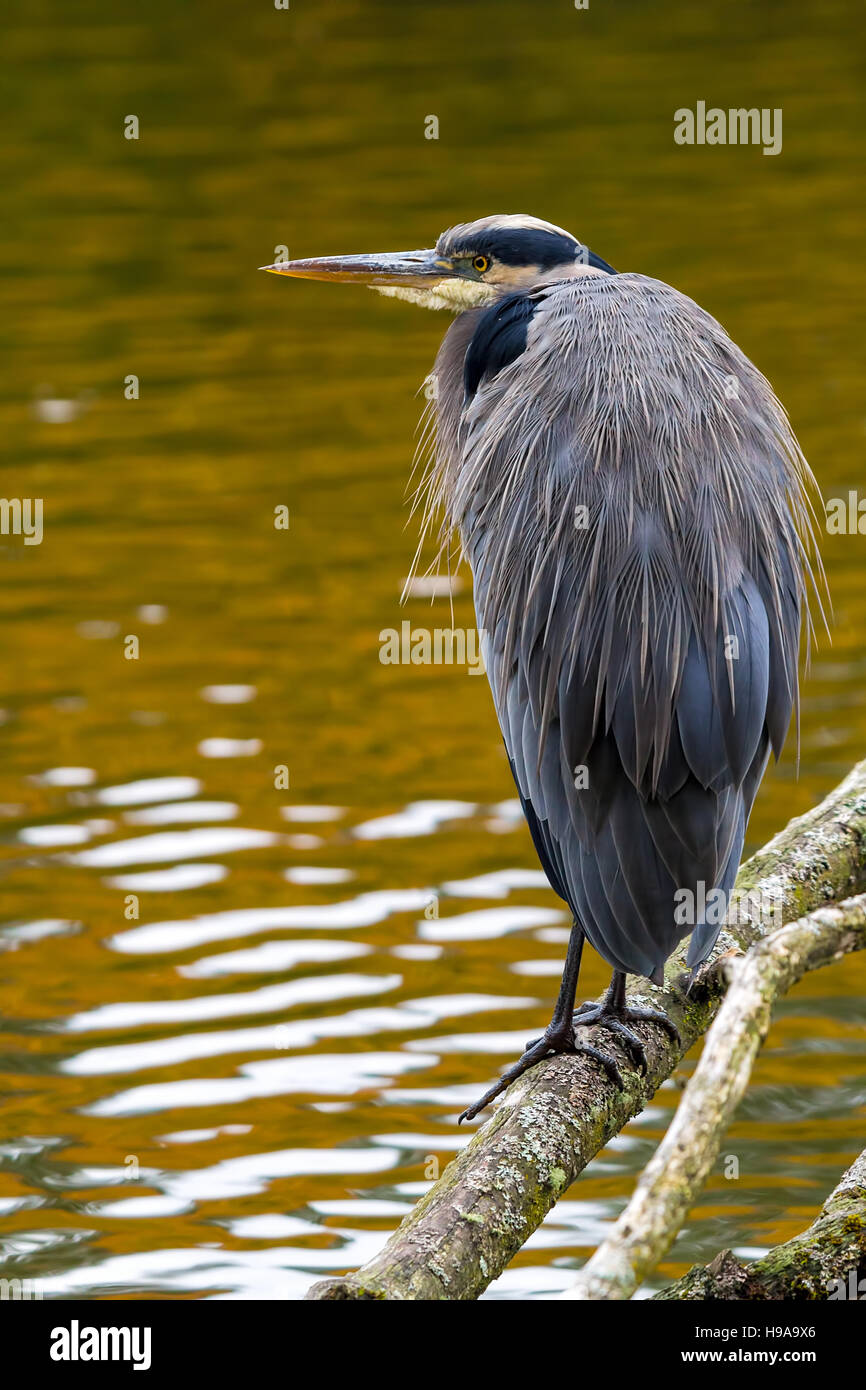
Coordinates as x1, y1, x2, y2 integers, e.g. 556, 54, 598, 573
458, 1020, 624, 1125
573, 999, 681, 1074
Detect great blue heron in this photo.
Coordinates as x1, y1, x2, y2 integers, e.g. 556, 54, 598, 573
263, 214, 820, 1123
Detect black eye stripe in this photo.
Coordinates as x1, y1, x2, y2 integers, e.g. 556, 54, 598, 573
449, 228, 580, 268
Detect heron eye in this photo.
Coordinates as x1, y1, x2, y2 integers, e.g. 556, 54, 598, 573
472, 255, 490, 274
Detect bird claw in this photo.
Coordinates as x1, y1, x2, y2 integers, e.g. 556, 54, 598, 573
623, 1005, 682, 1049
459, 995, 681, 1123
574, 999, 681, 1070
595, 1017, 649, 1073
458, 1021, 624, 1124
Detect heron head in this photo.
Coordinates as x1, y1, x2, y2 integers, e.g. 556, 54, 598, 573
260, 214, 615, 311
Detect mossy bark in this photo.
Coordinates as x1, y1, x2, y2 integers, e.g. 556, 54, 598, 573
655, 1151, 866, 1300
307, 759, 866, 1301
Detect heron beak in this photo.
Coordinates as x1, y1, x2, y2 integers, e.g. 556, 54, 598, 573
259, 249, 454, 288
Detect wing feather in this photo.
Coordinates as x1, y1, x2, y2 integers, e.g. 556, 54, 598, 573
427, 272, 815, 979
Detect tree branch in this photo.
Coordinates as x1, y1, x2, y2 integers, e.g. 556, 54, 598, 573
654, 1149, 866, 1300
306, 759, 866, 1301
559, 893, 866, 1299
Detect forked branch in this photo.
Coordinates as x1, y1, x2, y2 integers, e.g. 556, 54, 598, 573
307, 760, 866, 1301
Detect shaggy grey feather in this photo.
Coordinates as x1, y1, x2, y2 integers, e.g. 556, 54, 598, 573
416, 270, 821, 981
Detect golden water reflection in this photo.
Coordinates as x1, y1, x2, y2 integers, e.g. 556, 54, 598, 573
0, 0, 864, 1298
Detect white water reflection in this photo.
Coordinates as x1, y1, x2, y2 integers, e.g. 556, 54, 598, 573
285, 833, 325, 850
179, 939, 371, 978
91, 1194, 194, 1219
159, 1124, 252, 1144
103, 864, 228, 892
32, 1247, 319, 1300
70, 826, 279, 868
352, 800, 476, 840
405, 1028, 532, 1055
84, 1052, 439, 1117
511, 959, 564, 976
223, 1214, 328, 1239
65, 992, 529, 1075
109, 889, 433, 954
283, 866, 353, 885
309, 1198, 411, 1218
91, 776, 202, 806
64, 973, 387, 1031
17, 824, 92, 847
380, 1082, 490, 1108
0, 1196, 43, 1215
1, 918, 81, 945
165, 1144, 405, 1200
199, 685, 257, 704
29, 767, 96, 788
197, 738, 263, 758
0, 776, 687, 1306
418, 906, 565, 941
136, 604, 168, 624
391, 943, 442, 961
369, 1132, 473, 1151
440, 869, 550, 898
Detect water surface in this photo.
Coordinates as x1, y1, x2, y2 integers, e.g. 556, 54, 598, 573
1, 0, 864, 1299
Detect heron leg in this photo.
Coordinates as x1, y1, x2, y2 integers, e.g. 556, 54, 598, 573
458, 923, 623, 1124
573, 969, 681, 1074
